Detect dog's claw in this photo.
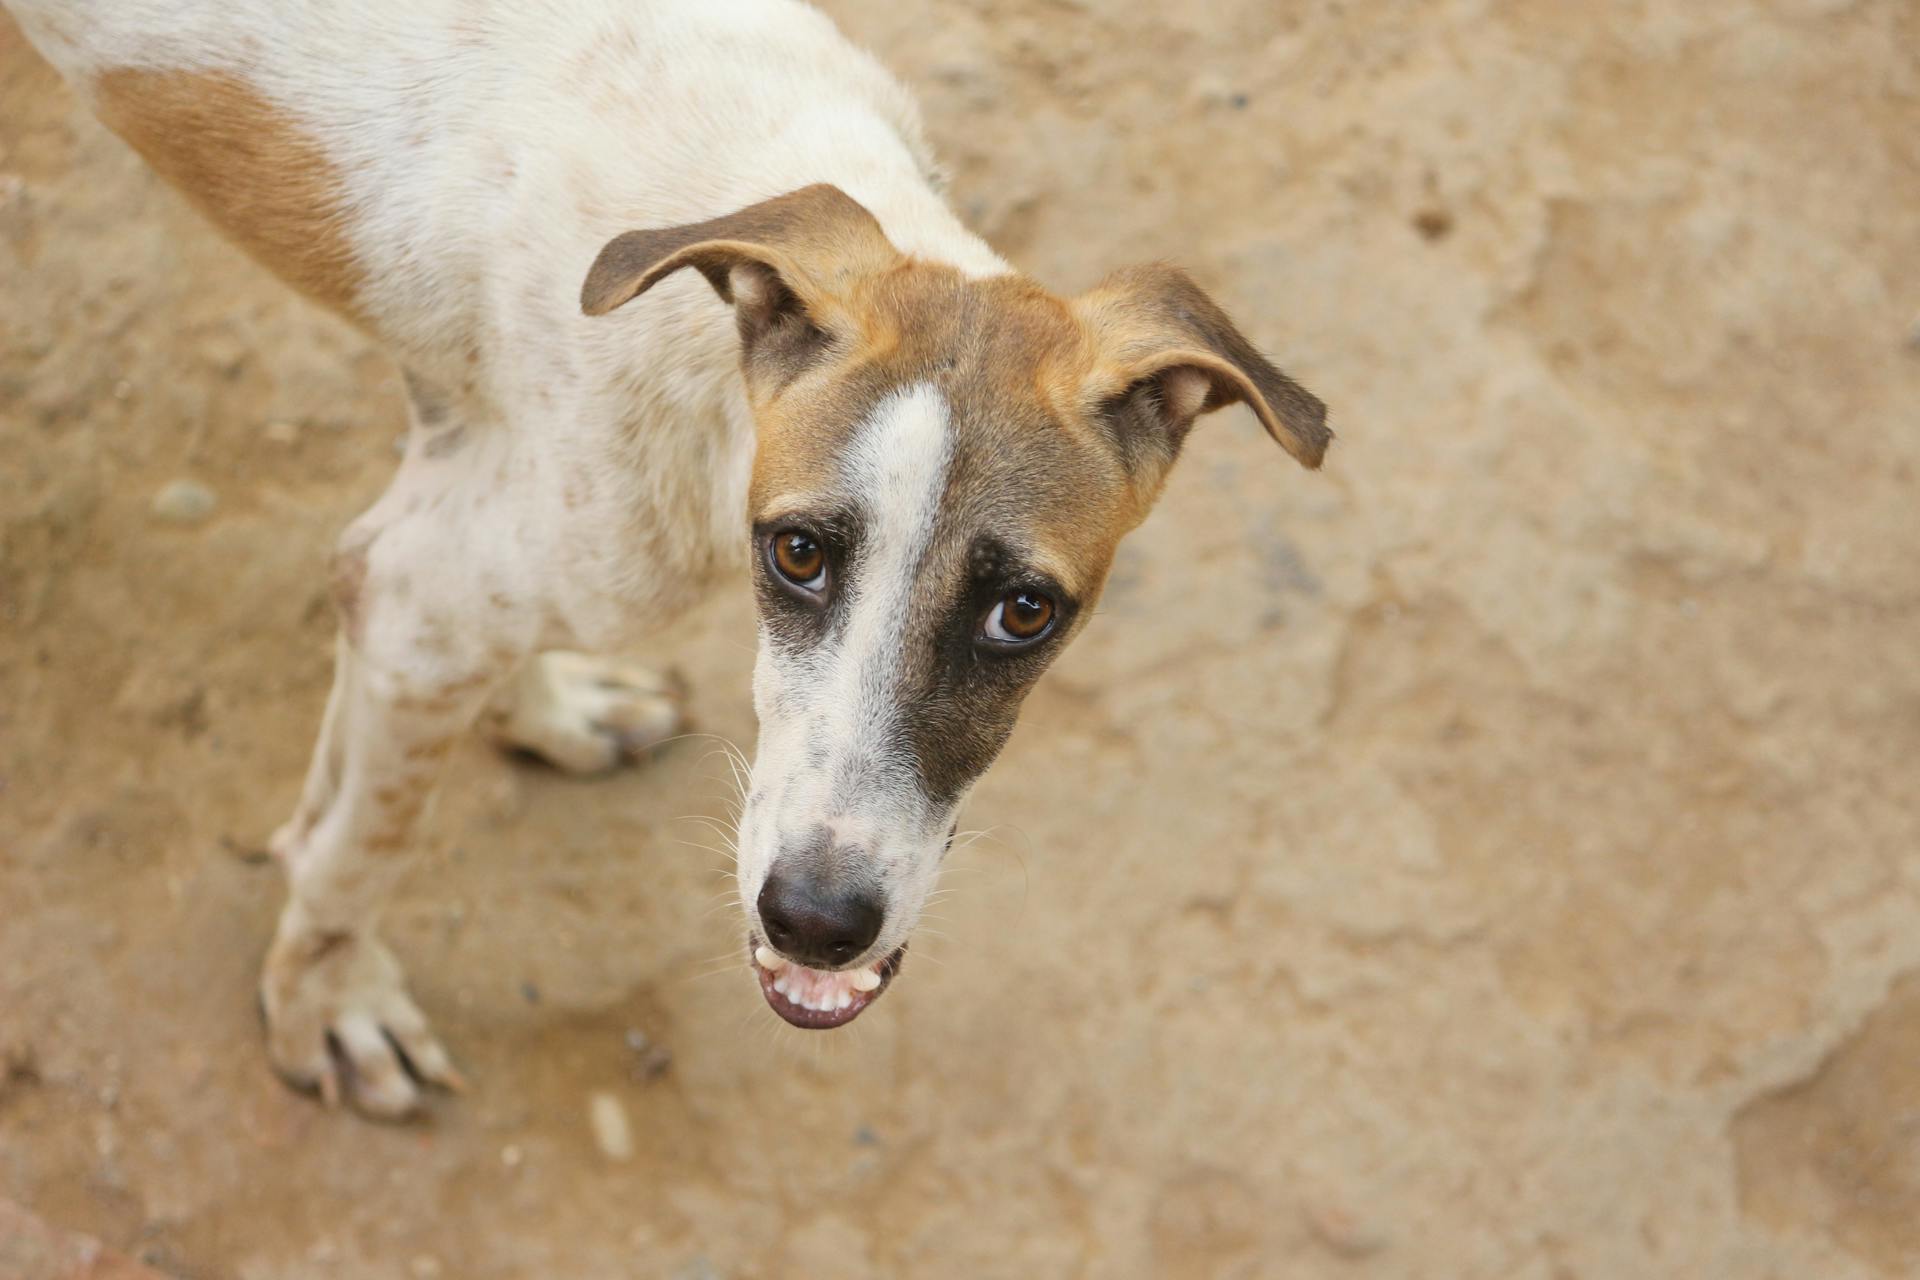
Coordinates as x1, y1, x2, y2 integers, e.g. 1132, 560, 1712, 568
263, 925, 457, 1120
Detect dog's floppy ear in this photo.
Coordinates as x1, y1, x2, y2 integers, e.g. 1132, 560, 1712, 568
1075, 263, 1330, 472
580, 184, 898, 352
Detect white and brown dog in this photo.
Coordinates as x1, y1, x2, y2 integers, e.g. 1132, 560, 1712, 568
11, 0, 1329, 1116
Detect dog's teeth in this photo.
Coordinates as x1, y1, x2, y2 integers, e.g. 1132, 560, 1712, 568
754, 945, 786, 973
836, 991, 852, 1010
773, 975, 790, 997
850, 967, 881, 992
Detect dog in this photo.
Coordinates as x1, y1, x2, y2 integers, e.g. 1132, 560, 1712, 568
10, 0, 1329, 1116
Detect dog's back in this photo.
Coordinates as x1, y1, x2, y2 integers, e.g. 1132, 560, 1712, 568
6, 0, 973, 383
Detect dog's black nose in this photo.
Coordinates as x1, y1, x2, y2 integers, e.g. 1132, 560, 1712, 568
757, 869, 883, 969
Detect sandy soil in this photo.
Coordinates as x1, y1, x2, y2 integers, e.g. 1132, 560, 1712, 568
3, 2, 1918, 1277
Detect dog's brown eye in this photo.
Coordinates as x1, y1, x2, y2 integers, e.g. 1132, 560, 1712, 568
983, 590, 1055, 644
771, 530, 826, 588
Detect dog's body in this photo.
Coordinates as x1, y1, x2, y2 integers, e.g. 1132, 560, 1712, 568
12, 0, 1328, 1115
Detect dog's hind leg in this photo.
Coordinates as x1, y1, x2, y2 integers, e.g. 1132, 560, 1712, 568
482, 651, 687, 774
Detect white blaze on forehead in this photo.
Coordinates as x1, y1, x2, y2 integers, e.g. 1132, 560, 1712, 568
739, 382, 955, 938
820, 383, 953, 806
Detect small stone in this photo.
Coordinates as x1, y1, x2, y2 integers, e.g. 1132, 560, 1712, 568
221, 835, 271, 864
500, 1143, 523, 1168
625, 1028, 672, 1082
1188, 72, 1240, 110
263, 420, 300, 445
588, 1091, 634, 1162
151, 480, 217, 524
1304, 1194, 1389, 1258
520, 981, 541, 1005
198, 333, 250, 376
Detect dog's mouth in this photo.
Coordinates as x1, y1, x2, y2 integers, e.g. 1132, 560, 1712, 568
747, 935, 907, 1030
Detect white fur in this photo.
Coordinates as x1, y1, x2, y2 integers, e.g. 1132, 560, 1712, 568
740, 385, 957, 959
5, 0, 1010, 1112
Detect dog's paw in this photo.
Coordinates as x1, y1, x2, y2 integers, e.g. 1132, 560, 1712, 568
484, 651, 687, 774
261, 923, 464, 1120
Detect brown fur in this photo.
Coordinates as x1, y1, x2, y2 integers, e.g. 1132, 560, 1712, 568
746, 263, 1139, 601
581, 183, 896, 318
92, 68, 365, 319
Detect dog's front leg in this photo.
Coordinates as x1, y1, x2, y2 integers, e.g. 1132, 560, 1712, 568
262, 630, 496, 1117
262, 463, 519, 1117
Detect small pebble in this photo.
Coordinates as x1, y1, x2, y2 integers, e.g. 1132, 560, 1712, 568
220, 834, 271, 865
625, 1028, 673, 1081
263, 420, 300, 445
1304, 1195, 1389, 1258
1188, 72, 1243, 110
588, 1090, 635, 1162
500, 1143, 523, 1168
151, 480, 217, 524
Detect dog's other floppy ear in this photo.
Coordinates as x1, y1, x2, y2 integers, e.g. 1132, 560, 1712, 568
1075, 263, 1330, 472
580, 184, 898, 350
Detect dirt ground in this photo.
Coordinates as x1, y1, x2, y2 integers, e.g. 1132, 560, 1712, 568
2, 1, 1918, 1277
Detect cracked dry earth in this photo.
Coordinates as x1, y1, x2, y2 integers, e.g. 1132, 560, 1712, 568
2, 1, 1917, 1277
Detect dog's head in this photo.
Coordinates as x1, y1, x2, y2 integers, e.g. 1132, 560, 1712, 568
583, 185, 1327, 1027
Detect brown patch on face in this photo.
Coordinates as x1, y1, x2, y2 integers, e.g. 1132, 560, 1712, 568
746, 263, 1146, 604
92, 68, 365, 319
